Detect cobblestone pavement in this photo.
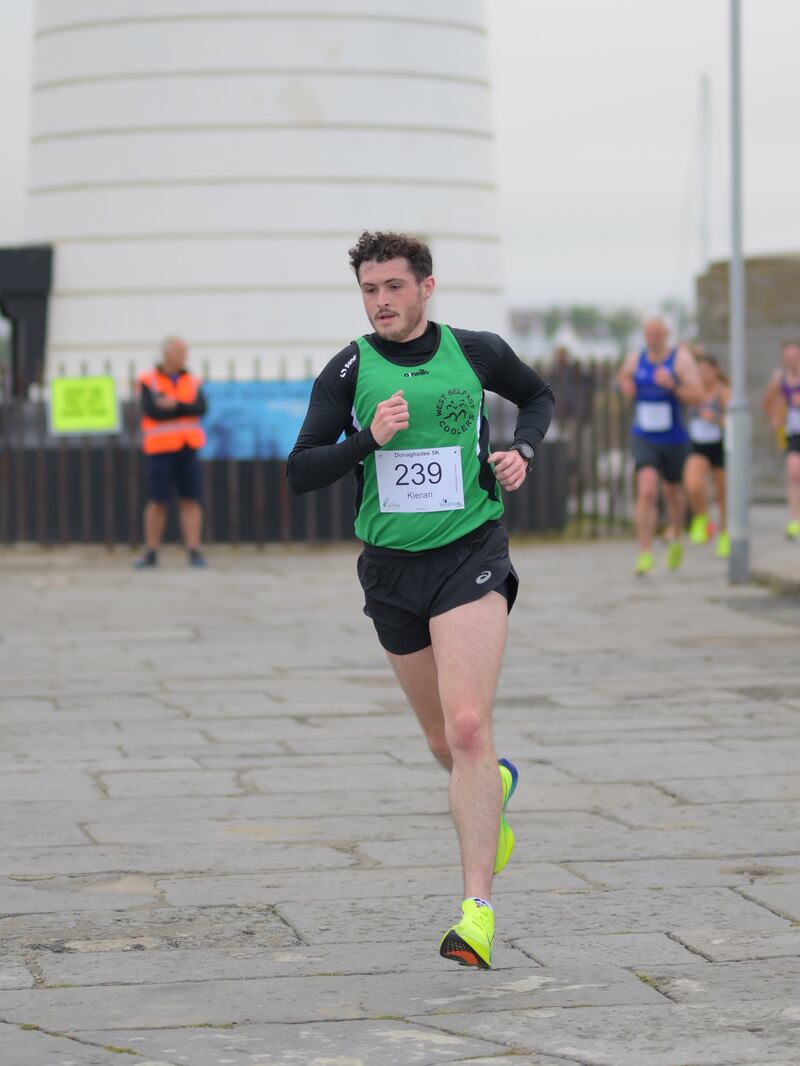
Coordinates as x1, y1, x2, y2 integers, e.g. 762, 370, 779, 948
1, 523, 799, 1066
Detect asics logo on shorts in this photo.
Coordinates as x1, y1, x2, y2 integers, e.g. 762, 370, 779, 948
476, 570, 492, 584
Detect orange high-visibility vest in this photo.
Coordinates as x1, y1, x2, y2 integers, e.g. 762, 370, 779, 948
139, 367, 206, 455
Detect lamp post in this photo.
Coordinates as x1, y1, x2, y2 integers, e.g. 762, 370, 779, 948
727, 0, 751, 583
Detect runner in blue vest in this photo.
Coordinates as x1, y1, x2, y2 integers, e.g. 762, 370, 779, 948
618, 315, 703, 576
289, 232, 555, 968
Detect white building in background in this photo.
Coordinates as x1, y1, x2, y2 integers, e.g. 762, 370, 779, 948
26, 0, 504, 390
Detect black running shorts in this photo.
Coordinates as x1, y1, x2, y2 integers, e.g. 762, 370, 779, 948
147, 445, 203, 503
691, 440, 725, 469
357, 521, 519, 655
788, 434, 800, 454
631, 435, 689, 484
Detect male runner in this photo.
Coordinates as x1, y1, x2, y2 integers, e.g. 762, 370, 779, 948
617, 315, 703, 576
288, 231, 554, 968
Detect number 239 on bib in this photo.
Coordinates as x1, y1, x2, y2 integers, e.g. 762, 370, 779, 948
375, 446, 465, 514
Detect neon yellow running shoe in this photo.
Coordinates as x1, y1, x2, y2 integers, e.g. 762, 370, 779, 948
786, 520, 800, 542
666, 540, 684, 571
440, 898, 494, 969
689, 514, 710, 545
635, 550, 655, 576
494, 758, 518, 875
716, 531, 731, 558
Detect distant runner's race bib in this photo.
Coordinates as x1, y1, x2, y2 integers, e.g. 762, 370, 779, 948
689, 416, 722, 444
375, 446, 465, 513
636, 401, 673, 433
787, 406, 800, 435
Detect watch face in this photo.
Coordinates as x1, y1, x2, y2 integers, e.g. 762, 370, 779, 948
515, 443, 534, 461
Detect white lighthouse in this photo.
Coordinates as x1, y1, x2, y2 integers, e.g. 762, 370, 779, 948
27, 0, 504, 387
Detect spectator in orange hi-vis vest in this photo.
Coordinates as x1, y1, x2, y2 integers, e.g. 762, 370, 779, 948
133, 336, 209, 569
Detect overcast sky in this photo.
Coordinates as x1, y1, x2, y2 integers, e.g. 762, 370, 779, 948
2, 1, 799, 309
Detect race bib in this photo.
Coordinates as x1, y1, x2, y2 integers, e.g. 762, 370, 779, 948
787, 406, 800, 435
636, 401, 673, 433
375, 446, 465, 513
689, 416, 722, 444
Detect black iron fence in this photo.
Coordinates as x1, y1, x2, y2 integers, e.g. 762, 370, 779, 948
0, 364, 632, 547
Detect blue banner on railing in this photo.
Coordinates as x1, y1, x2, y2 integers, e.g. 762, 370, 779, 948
200, 380, 313, 460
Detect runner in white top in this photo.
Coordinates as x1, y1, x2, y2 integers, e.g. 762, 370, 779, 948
684, 350, 731, 558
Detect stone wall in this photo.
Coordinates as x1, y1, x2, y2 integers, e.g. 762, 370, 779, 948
696, 254, 800, 499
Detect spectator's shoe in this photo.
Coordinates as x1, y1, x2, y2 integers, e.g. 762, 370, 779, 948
666, 540, 684, 571
188, 549, 208, 568
495, 758, 518, 875
689, 514, 710, 545
716, 532, 731, 559
786, 520, 800, 542
635, 551, 655, 577
440, 899, 494, 969
133, 550, 157, 569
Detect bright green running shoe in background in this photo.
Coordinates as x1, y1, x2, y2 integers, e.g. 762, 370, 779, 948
716, 531, 731, 558
440, 898, 494, 969
495, 758, 518, 875
786, 520, 800, 542
689, 514, 710, 545
666, 540, 684, 571
635, 550, 655, 576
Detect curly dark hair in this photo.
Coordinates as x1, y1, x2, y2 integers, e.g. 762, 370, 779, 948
348, 231, 433, 282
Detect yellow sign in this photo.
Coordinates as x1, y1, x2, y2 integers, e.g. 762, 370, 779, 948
49, 376, 120, 435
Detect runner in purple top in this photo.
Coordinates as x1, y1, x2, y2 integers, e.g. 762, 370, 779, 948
762, 341, 800, 540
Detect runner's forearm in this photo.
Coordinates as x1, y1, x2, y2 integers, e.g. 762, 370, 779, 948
513, 389, 556, 449
287, 427, 378, 494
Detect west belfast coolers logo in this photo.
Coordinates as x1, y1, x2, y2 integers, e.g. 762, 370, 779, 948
436, 388, 476, 436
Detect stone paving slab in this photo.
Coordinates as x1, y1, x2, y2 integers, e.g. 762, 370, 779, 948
0, 772, 102, 803
0, 905, 298, 955
76, 1021, 507, 1066
0, 958, 35, 989
412, 1001, 800, 1065
0, 875, 163, 915
0, 965, 663, 1031
32, 941, 538, 988
1, 788, 449, 825
0, 820, 90, 849
642, 956, 800, 1003
735, 881, 800, 921
551, 746, 800, 782
82, 813, 455, 846
156, 862, 588, 907
512, 931, 698, 968
96, 770, 247, 799
670, 926, 800, 961
0, 843, 361, 878
0, 1024, 172, 1066
569, 855, 800, 889
279, 886, 787, 946
659, 772, 800, 803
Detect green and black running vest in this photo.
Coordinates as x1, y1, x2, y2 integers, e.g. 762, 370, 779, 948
353, 324, 504, 551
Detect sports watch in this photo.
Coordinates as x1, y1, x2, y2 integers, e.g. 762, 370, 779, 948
511, 440, 535, 471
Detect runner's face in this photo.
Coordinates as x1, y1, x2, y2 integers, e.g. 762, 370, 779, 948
698, 361, 717, 389
782, 344, 800, 375
644, 320, 669, 352
358, 258, 434, 342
